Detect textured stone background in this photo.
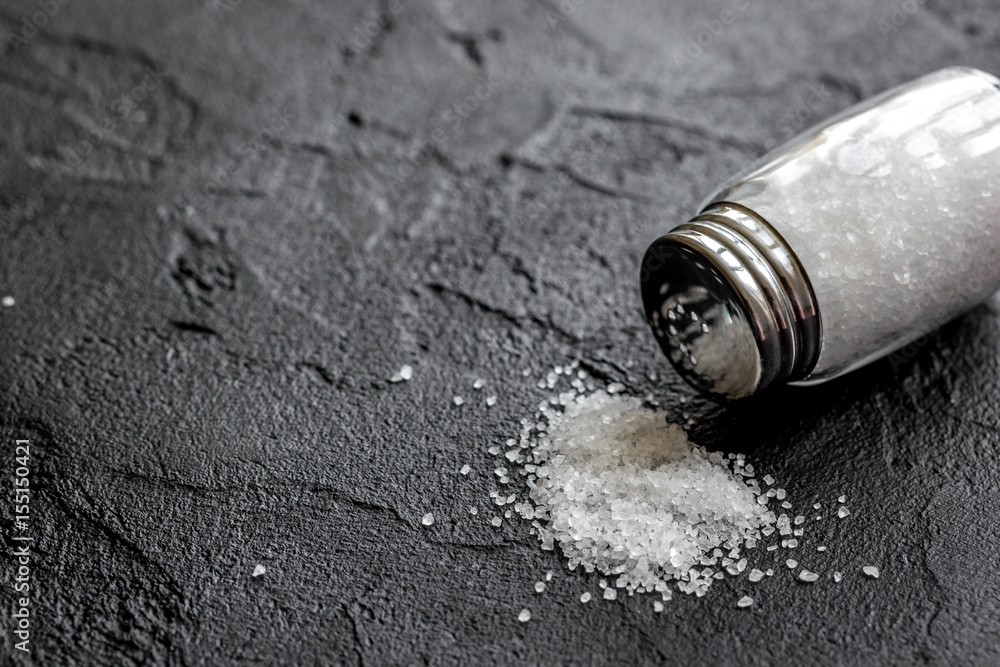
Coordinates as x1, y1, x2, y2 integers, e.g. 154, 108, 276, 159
2, 0, 1000, 665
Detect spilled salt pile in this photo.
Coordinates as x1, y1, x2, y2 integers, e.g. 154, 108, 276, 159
519, 389, 778, 598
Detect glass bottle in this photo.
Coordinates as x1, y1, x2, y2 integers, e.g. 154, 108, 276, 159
640, 67, 1000, 399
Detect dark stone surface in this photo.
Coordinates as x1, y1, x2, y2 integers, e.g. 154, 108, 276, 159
2, 1, 1000, 664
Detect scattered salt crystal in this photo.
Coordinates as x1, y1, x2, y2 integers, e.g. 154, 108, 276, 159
453, 396, 465, 406
765, 569, 774, 577
494, 467, 508, 477
599, 579, 607, 589
535, 582, 545, 593
862, 566, 880, 578
749, 569, 765, 582
654, 601, 664, 612
252, 564, 266, 577
486, 395, 498, 407
775, 489, 786, 500
813, 503, 822, 510
837, 507, 851, 519
817, 546, 827, 552
546, 571, 553, 581
794, 515, 805, 525
491, 517, 502, 527
603, 588, 617, 600
470, 507, 478, 515
763, 475, 774, 485
798, 570, 819, 583
518, 609, 531, 622
767, 545, 778, 552
460, 464, 471, 475
606, 382, 626, 394
505, 450, 519, 462
488, 446, 500, 455
833, 572, 842, 582
421, 512, 434, 526
1, 296, 14, 308
580, 592, 592, 603
786, 559, 798, 569
473, 378, 485, 389
838, 495, 846, 503
736, 596, 753, 608
781, 501, 792, 509
389, 364, 413, 383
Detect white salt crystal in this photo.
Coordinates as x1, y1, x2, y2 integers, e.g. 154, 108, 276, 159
252, 564, 266, 577
833, 572, 842, 582
546, 571, 553, 581
749, 569, 765, 582
767, 545, 778, 552
510, 390, 780, 599
606, 382, 626, 394
488, 446, 500, 456
580, 592, 592, 603
518, 609, 531, 622
765, 569, 774, 577
837, 507, 851, 519
453, 396, 465, 406
505, 450, 519, 462
786, 559, 798, 569
794, 515, 805, 525
775, 489, 786, 500
653, 601, 664, 612
763, 475, 774, 485
781, 501, 792, 509
460, 464, 471, 475
535, 582, 545, 593
389, 364, 413, 383
1, 296, 14, 308
798, 570, 819, 582
421, 512, 434, 526
491, 517, 502, 527
470, 507, 478, 515
473, 378, 485, 389
838, 495, 846, 503
862, 566, 880, 578
486, 395, 498, 407
603, 588, 617, 600
494, 467, 507, 477
817, 546, 827, 552
736, 596, 753, 608
813, 503, 822, 510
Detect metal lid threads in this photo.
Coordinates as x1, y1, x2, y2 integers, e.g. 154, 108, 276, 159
639, 203, 821, 399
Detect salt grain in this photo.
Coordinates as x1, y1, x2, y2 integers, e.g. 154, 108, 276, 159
798, 570, 819, 583
653, 601, 664, 612
474, 378, 485, 389
580, 592, 591, 603
518, 609, 531, 622
421, 512, 434, 526
389, 364, 413, 383
737, 596, 753, 608
862, 565, 879, 578
603, 588, 617, 600
453, 396, 465, 406
1, 296, 14, 308
535, 582, 545, 593
460, 464, 471, 475
252, 564, 266, 577
749, 569, 765, 582
838, 495, 846, 503
833, 572, 842, 582
491, 517, 502, 527
837, 507, 851, 519
470, 507, 478, 515
786, 559, 798, 569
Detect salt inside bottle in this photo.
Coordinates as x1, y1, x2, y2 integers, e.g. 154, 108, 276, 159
640, 67, 1000, 399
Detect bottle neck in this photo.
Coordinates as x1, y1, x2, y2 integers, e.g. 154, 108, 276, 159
640, 202, 821, 399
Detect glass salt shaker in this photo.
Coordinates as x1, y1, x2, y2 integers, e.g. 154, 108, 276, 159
640, 67, 1000, 400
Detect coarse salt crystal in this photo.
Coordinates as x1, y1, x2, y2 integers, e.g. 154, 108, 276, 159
486, 395, 498, 407
786, 559, 798, 569
838, 507, 851, 519
460, 464, 471, 475
833, 572, 842, 582
389, 364, 413, 383
580, 592, 591, 603
421, 512, 434, 526
653, 601, 664, 612
453, 396, 465, 406
749, 569, 765, 582
491, 517, 502, 527
862, 566, 879, 578
603, 588, 617, 600
737, 596, 753, 608
798, 570, 819, 582
473, 378, 485, 389
252, 564, 266, 577
535, 582, 545, 593
1, 296, 14, 308
518, 609, 531, 622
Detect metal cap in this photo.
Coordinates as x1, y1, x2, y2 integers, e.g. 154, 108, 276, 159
639, 203, 821, 400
